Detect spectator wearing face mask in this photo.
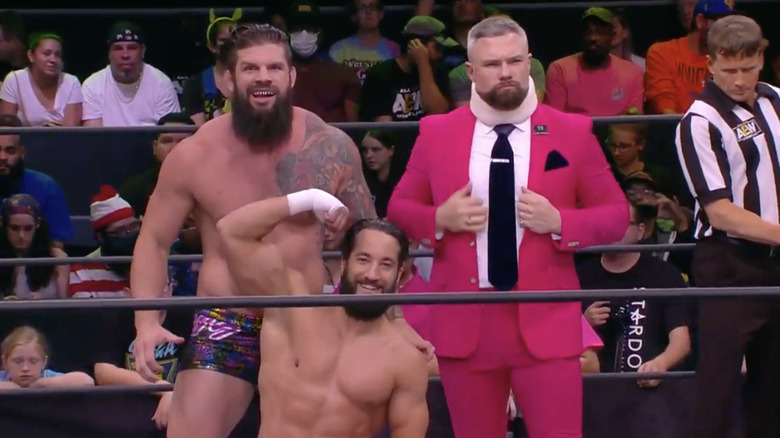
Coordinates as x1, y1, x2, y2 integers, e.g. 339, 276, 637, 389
68, 185, 139, 298
622, 173, 694, 281
288, 1, 361, 122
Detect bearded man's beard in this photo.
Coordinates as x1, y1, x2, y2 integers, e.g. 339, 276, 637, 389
480, 81, 528, 111
231, 83, 294, 150
0, 159, 25, 196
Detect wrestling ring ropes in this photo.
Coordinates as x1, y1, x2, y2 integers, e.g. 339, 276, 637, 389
0, 243, 767, 438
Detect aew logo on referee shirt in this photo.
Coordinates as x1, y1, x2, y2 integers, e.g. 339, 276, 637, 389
734, 119, 763, 142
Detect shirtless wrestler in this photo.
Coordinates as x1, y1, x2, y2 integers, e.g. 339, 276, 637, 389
129, 24, 376, 438
217, 189, 430, 438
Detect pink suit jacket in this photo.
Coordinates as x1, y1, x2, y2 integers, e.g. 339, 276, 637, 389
386, 104, 629, 361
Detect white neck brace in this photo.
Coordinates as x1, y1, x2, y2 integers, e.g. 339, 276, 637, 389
469, 76, 538, 126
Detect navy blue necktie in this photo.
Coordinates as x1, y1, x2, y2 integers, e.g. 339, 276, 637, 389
488, 124, 518, 291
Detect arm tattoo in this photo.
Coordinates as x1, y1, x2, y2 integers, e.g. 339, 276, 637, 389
275, 113, 377, 221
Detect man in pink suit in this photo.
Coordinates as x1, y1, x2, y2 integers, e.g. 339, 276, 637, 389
386, 16, 629, 438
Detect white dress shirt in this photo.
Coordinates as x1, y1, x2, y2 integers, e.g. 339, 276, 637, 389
469, 119, 531, 289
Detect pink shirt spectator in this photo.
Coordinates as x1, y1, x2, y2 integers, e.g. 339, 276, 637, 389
582, 316, 603, 351
545, 53, 644, 116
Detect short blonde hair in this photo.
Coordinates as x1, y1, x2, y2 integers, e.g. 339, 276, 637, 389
1, 326, 49, 359
707, 15, 768, 59
467, 16, 527, 60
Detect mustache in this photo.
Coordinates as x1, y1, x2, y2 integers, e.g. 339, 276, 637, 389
356, 278, 381, 289
494, 81, 520, 89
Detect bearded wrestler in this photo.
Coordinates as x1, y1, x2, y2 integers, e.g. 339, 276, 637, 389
129, 23, 381, 438
217, 189, 429, 438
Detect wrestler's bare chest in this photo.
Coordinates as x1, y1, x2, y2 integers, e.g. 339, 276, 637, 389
189, 144, 340, 223
262, 318, 400, 407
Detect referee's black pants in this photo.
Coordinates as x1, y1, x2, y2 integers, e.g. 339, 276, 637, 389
691, 238, 780, 438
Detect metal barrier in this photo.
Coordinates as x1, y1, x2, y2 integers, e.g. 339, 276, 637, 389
0, 244, 753, 435
0, 286, 777, 313
0, 114, 682, 136
0, 371, 698, 399
0, 243, 695, 268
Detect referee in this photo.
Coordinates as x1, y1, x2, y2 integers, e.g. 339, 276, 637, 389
676, 15, 780, 438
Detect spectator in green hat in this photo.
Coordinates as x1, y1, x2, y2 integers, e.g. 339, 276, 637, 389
415, 0, 484, 71
359, 16, 452, 122
544, 7, 644, 116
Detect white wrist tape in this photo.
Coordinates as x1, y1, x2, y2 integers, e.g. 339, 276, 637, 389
286, 189, 347, 220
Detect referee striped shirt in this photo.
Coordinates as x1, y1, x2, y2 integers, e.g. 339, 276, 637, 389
675, 80, 780, 239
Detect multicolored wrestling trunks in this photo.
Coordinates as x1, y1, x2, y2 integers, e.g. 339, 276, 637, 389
180, 308, 263, 384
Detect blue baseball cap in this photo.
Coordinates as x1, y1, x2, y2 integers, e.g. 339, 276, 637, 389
693, 0, 736, 19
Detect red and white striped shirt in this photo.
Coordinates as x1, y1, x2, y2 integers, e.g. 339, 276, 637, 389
68, 248, 128, 298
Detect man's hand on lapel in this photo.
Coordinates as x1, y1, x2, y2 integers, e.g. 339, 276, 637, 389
517, 187, 562, 235
435, 182, 489, 233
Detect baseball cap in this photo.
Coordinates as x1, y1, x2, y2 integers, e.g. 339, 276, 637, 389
621, 172, 660, 192
402, 16, 459, 47
288, 0, 322, 28
107, 21, 144, 46
581, 7, 614, 26
693, 0, 736, 19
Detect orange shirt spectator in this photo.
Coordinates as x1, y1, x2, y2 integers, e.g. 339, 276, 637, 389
644, 37, 707, 114
644, 0, 736, 114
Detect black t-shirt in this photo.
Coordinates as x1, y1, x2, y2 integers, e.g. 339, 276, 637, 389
359, 59, 450, 122
94, 309, 193, 383
365, 172, 401, 218
181, 67, 227, 122
639, 228, 695, 285
577, 255, 692, 373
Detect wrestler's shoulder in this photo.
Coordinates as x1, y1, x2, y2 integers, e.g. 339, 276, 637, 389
172, 116, 232, 156
298, 108, 357, 157
385, 329, 427, 368
300, 108, 353, 143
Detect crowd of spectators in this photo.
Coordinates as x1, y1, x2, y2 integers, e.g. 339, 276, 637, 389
0, 0, 776, 434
